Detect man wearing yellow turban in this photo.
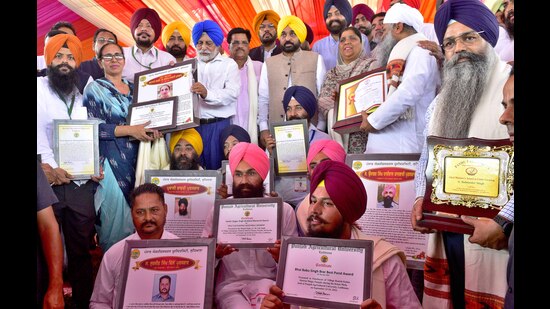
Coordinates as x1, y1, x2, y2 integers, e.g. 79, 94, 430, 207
38, 33, 101, 309
249, 10, 283, 62
161, 21, 191, 63
169, 128, 204, 170
258, 15, 327, 148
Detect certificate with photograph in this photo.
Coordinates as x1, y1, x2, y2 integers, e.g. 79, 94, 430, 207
212, 197, 282, 248
116, 238, 216, 309
127, 97, 178, 133
269, 119, 309, 176
53, 119, 100, 180
133, 59, 199, 130
418, 136, 514, 234
346, 153, 427, 270
333, 68, 386, 134
144, 170, 222, 238
220, 158, 275, 196
276, 236, 374, 308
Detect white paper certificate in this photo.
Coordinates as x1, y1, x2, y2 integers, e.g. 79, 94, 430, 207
129, 99, 176, 130
353, 71, 385, 114
272, 120, 308, 175
54, 120, 99, 179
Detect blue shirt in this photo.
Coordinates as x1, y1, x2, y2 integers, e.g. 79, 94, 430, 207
151, 293, 175, 302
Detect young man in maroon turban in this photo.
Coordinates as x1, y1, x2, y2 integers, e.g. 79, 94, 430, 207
261, 160, 421, 309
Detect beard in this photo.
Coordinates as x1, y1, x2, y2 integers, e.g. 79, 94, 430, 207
198, 49, 218, 62
326, 19, 346, 35
168, 44, 187, 58
306, 214, 345, 238
135, 32, 153, 48
358, 26, 372, 36
47, 64, 79, 95
287, 114, 308, 121
170, 152, 200, 170
371, 33, 397, 68
261, 33, 276, 45
233, 183, 265, 198
431, 46, 494, 138
178, 208, 188, 216
504, 16, 514, 39
282, 40, 301, 53
382, 196, 394, 208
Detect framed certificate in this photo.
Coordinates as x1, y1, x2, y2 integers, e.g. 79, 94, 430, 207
133, 59, 199, 131
53, 119, 100, 179
418, 136, 514, 234
333, 67, 387, 134
220, 157, 275, 196
127, 97, 178, 133
212, 197, 282, 248
269, 119, 309, 176
116, 238, 216, 309
276, 236, 374, 308
144, 170, 222, 238
346, 153, 427, 270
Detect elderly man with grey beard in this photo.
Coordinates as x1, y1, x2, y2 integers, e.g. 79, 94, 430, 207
410, 0, 512, 308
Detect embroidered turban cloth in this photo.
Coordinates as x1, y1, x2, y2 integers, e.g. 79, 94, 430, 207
352, 4, 375, 26
220, 125, 251, 150
282, 86, 317, 120
310, 160, 367, 224
45, 34, 83, 67
169, 128, 204, 156
306, 140, 346, 168
323, 0, 353, 26
161, 21, 191, 47
277, 15, 307, 43
229, 142, 270, 181
130, 8, 162, 43
434, 0, 500, 47
192, 20, 224, 47
252, 10, 281, 34
384, 3, 424, 34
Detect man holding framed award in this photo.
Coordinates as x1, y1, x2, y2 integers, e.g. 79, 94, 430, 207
261, 160, 420, 308
411, 1, 513, 307
201, 142, 298, 309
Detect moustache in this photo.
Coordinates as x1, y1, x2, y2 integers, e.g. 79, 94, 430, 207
141, 220, 156, 228
449, 51, 483, 66
307, 214, 327, 224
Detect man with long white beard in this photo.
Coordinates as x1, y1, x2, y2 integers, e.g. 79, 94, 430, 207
359, 3, 439, 154
190, 20, 240, 170
411, 0, 512, 308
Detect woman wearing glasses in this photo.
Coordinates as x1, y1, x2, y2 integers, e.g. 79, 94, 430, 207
83, 42, 162, 252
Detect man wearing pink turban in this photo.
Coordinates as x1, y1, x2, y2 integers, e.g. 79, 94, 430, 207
201, 142, 298, 309
38, 33, 102, 309
261, 160, 421, 309
122, 8, 176, 82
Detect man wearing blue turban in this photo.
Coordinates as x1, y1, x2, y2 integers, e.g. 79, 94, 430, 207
190, 20, 241, 170
412, 1, 513, 308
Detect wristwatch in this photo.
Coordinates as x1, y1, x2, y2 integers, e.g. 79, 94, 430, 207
493, 215, 513, 238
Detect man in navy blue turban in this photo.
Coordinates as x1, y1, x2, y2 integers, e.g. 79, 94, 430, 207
190, 20, 241, 170
219, 124, 251, 159
413, 1, 513, 308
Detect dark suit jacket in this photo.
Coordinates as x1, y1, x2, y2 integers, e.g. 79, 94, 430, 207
249, 43, 283, 63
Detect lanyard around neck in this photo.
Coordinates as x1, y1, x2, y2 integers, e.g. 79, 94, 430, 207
132, 46, 158, 69
55, 91, 76, 119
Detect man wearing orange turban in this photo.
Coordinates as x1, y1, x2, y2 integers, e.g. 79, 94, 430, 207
201, 142, 298, 309
249, 10, 283, 62
161, 21, 191, 63
38, 33, 101, 309
122, 7, 176, 82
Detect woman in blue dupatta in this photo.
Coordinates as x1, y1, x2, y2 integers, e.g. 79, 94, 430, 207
83, 42, 162, 251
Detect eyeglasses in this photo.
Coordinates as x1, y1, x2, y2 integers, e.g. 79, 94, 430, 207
230, 40, 249, 46
96, 37, 116, 44
259, 24, 275, 30
441, 30, 484, 51
101, 53, 125, 61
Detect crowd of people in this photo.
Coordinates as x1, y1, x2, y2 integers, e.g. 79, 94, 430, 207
37, 0, 514, 308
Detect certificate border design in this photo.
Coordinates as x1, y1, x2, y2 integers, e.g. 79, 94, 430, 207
220, 157, 275, 195
126, 96, 179, 133
269, 119, 309, 177
276, 236, 374, 309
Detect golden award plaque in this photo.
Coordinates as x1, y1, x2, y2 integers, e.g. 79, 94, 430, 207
417, 136, 514, 234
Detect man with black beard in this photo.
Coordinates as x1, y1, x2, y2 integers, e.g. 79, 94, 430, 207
260, 160, 420, 309
201, 142, 298, 309
122, 8, 176, 83
411, 0, 512, 308
352, 3, 376, 50
37, 33, 102, 309
377, 184, 399, 208
249, 10, 283, 62
177, 198, 188, 216
495, 0, 514, 62
168, 128, 203, 170
313, 0, 371, 71
161, 21, 191, 63
258, 15, 326, 148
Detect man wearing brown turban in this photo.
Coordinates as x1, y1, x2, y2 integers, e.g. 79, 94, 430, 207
37, 33, 103, 309
260, 160, 421, 309
122, 7, 176, 82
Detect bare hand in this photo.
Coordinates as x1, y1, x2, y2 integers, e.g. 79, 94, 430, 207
268, 191, 279, 197
190, 82, 208, 98
266, 239, 281, 263
259, 130, 271, 149
53, 167, 73, 185
41, 163, 58, 184
128, 121, 158, 142
461, 215, 508, 250
215, 243, 238, 259
359, 111, 375, 133
217, 183, 229, 199
411, 198, 435, 233
260, 285, 289, 309
417, 40, 444, 69
360, 298, 382, 309
43, 286, 64, 309
264, 134, 276, 156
